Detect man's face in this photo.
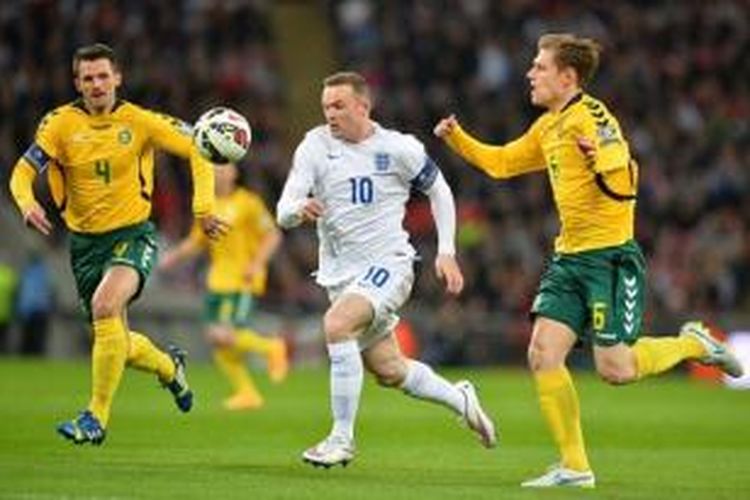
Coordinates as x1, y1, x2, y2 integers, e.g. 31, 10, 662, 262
321, 84, 370, 142
74, 58, 121, 113
526, 48, 573, 109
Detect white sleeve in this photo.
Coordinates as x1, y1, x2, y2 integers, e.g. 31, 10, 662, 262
276, 138, 316, 228
397, 135, 429, 183
424, 170, 457, 256
395, 133, 453, 252
397, 134, 440, 192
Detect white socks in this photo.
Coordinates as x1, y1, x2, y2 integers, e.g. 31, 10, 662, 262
327, 340, 363, 440
327, 344, 465, 441
401, 359, 464, 415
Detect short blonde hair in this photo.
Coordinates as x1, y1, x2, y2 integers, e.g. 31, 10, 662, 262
538, 33, 601, 87
323, 71, 371, 100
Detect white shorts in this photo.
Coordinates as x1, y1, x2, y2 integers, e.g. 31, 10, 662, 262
326, 257, 415, 351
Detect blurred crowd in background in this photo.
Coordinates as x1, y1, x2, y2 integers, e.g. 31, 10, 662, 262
329, 0, 749, 362
0, 0, 747, 363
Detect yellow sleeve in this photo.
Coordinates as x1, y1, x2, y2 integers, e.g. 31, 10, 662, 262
9, 110, 62, 214
142, 109, 216, 216
445, 120, 546, 179
189, 150, 216, 217
600, 162, 638, 196
32, 110, 63, 164
580, 105, 630, 173
9, 160, 38, 215
186, 219, 209, 248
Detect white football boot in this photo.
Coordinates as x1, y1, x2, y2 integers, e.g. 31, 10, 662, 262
680, 321, 744, 378
455, 380, 498, 448
521, 464, 596, 488
302, 434, 355, 468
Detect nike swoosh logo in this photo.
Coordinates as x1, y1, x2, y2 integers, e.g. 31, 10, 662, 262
555, 474, 593, 485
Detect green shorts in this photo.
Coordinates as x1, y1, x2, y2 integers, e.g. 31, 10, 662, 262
531, 240, 646, 346
70, 221, 158, 319
203, 292, 255, 327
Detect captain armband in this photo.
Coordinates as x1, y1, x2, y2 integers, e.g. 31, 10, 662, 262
22, 143, 52, 173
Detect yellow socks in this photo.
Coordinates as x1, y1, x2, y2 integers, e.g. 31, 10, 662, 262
89, 317, 128, 426
213, 347, 260, 397
534, 367, 590, 472
235, 329, 289, 382
235, 328, 276, 354
632, 336, 705, 379
126, 331, 175, 383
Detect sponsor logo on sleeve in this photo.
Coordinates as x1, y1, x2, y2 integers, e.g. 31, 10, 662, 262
597, 123, 620, 147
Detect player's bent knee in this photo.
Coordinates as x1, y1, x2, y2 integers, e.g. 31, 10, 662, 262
372, 363, 406, 387
90, 296, 123, 320
596, 363, 637, 385
323, 310, 355, 343
527, 344, 563, 372
375, 366, 406, 387
595, 348, 638, 385
209, 335, 233, 349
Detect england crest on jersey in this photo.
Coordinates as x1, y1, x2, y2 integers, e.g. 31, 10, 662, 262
374, 152, 390, 172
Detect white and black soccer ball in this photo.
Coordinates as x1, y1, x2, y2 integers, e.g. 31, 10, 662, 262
193, 107, 252, 164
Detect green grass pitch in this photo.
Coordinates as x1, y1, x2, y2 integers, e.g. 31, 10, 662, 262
0, 358, 748, 499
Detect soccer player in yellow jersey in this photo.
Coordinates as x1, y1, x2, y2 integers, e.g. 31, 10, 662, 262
8, 43, 227, 446
160, 162, 287, 410
435, 33, 744, 488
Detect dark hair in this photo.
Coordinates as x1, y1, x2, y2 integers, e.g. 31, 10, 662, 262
538, 33, 601, 87
72, 43, 119, 76
323, 71, 371, 100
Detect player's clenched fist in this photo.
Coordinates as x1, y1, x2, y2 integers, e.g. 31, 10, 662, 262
300, 198, 324, 222
433, 114, 458, 139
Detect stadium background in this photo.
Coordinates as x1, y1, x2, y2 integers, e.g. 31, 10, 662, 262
0, 0, 747, 368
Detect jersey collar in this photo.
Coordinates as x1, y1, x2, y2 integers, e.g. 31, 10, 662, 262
72, 98, 125, 115
560, 92, 584, 113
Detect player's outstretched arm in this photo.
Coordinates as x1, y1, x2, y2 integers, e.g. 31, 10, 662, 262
434, 114, 508, 177
9, 161, 53, 236
434, 114, 546, 179
159, 237, 202, 272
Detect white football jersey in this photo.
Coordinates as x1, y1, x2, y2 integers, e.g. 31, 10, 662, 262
277, 123, 439, 286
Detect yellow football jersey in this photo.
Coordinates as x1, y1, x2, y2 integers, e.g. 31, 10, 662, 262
188, 188, 276, 295
446, 93, 636, 253
14, 99, 214, 233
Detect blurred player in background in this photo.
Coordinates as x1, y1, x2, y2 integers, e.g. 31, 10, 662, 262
435, 33, 743, 488
160, 162, 287, 410
8, 43, 227, 445
277, 71, 496, 468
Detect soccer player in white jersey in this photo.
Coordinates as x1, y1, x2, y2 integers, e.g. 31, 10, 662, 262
277, 71, 497, 468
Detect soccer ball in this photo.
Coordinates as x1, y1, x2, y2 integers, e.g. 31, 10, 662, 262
193, 107, 252, 164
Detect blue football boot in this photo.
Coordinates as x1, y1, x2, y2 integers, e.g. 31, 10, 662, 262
57, 410, 106, 445
163, 345, 193, 412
